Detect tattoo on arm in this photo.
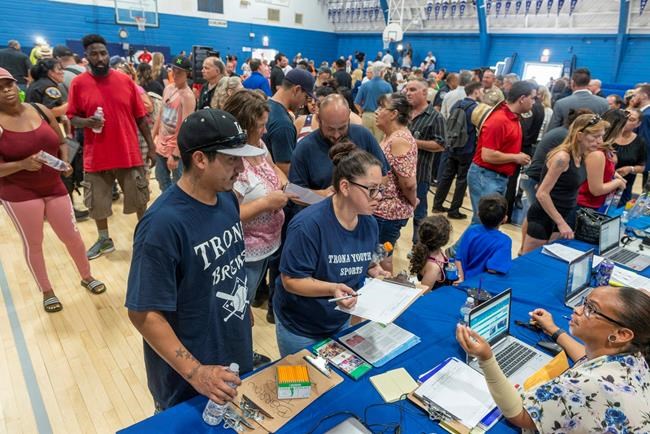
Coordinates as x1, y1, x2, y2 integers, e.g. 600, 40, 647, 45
175, 346, 201, 380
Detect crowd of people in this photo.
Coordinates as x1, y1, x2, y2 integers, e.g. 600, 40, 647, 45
1, 33, 649, 432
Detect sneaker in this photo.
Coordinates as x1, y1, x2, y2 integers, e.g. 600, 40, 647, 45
253, 351, 271, 368
86, 237, 115, 260
266, 309, 275, 324
74, 208, 90, 222
431, 205, 449, 213
447, 210, 467, 220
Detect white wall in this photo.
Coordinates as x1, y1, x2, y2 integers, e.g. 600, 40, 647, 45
50, 0, 333, 32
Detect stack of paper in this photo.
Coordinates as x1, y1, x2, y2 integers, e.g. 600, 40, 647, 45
336, 279, 423, 324
284, 183, 326, 205
339, 322, 420, 367
370, 368, 418, 403
609, 266, 650, 291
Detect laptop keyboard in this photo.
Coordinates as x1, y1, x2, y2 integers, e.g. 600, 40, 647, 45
609, 249, 640, 264
495, 342, 537, 378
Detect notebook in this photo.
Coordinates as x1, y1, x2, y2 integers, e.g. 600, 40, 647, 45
339, 322, 420, 367
370, 368, 418, 403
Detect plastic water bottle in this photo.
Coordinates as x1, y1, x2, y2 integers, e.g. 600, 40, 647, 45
202, 363, 240, 426
629, 193, 647, 220
445, 259, 459, 281
35, 150, 68, 171
620, 209, 629, 238
92, 106, 104, 134
460, 297, 475, 325
371, 242, 393, 264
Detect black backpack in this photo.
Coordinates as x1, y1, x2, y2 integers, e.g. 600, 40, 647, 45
445, 100, 475, 150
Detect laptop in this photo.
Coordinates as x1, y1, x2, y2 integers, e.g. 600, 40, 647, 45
599, 216, 650, 271
565, 249, 594, 308
467, 289, 552, 387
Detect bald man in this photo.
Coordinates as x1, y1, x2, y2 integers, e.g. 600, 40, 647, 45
288, 94, 389, 210
588, 79, 605, 98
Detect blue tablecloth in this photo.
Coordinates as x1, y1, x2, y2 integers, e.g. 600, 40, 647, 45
119, 239, 648, 434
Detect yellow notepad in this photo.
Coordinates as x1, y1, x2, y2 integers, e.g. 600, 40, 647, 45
370, 368, 418, 403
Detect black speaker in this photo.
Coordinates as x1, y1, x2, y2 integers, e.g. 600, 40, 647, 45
191, 45, 219, 84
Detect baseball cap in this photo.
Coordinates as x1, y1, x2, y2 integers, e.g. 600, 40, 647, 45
285, 68, 315, 98
53, 45, 74, 58
178, 109, 266, 157
171, 55, 191, 72
0, 68, 16, 82
110, 55, 125, 68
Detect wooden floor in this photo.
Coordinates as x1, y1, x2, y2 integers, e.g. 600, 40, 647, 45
0, 175, 574, 434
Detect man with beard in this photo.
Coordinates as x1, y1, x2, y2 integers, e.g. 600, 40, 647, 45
288, 94, 389, 216
67, 34, 155, 259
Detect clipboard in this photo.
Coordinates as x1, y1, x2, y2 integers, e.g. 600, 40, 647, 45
232, 349, 344, 433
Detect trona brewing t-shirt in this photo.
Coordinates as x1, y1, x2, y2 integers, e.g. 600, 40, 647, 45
274, 197, 378, 339
125, 185, 253, 410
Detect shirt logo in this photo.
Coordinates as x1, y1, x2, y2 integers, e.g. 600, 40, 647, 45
45, 87, 62, 99
216, 276, 249, 322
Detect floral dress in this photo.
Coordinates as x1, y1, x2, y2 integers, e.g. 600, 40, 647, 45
374, 128, 418, 221
522, 352, 650, 433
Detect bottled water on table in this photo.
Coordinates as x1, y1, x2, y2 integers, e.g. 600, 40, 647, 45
459, 297, 475, 325
202, 363, 240, 426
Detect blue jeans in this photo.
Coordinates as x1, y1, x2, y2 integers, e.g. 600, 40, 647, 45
274, 312, 351, 357
244, 257, 270, 303
519, 176, 538, 219
155, 154, 182, 192
467, 163, 509, 225
375, 216, 408, 248
412, 181, 430, 244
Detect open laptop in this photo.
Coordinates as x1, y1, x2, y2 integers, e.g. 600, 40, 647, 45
467, 289, 552, 387
599, 216, 650, 271
565, 249, 594, 308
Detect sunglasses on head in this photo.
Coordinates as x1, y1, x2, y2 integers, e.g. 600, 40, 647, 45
579, 114, 602, 132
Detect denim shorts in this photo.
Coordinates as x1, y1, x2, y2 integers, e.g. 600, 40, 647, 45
375, 216, 408, 250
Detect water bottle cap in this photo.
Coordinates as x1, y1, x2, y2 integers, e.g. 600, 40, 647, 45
229, 362, 239, 373
467, 297, 474, 303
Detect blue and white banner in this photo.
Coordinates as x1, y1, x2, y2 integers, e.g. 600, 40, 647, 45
515, 0, 523, 14
505, 0, 512, 15
547, 0, 553, 15
459, 0, 467, 17
435, 0, 442, 19
535, 0, 543, 14
486, 0, 493, 15
557, 0, 564, 14
425, 0, 434, 19
641, 0, 648, 15
569, 0, 578, 15
495, 0, 503, 16
525, 0, 532, 14
451, 0, 458, 18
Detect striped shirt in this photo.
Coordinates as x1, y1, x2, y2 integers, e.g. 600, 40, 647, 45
409, 103, 446, 183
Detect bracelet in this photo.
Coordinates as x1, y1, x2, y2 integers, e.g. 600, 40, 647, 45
550, 328, 566, 342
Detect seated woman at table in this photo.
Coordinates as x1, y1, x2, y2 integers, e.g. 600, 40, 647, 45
577, 109, 628, 211
273, 140, 389, 357
522, 114, 608, 254
409, 215, 453, 292
457, 286, 650, 433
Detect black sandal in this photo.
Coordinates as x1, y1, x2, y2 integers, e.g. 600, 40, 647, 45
43, 295, 63, 313
81, 279, 106, 294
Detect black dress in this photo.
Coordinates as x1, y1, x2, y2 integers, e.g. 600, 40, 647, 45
614, 134, 647, 204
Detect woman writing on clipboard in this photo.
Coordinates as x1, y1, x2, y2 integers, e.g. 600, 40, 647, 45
457, 286, 650, 433
273, 141, 389, 357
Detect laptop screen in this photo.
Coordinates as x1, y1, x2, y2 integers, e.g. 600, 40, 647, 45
599, 217, 620, 255
566, 250, 593, 301
468, 289, 511, 345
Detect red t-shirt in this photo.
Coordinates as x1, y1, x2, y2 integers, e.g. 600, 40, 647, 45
0, 120, 68, 201
138, 52, 152, 64
577, 150, 616, 209
472, 103, 523, 177
67, 70, 147, 172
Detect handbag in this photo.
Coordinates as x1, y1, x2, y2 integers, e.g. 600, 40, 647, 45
574, 207, 609, 244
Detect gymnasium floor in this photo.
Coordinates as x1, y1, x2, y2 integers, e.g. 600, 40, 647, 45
0, 178, 553, 434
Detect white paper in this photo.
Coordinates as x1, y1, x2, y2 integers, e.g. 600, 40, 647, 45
336, 279, 422, 324
339, 322, 417, 365
284, 183, 326, 205
541, 244, 584, 262
414, 358, 496, 428
610, 266, 650, 291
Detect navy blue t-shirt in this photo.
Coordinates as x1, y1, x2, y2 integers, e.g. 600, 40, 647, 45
289, 124, 390, 190
274, 197, 379, 339
125, 185, 253, 410
456, 224, 512, 280
263, 99, 296, 164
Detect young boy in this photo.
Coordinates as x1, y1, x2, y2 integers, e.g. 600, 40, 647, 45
455, 194, 512, 283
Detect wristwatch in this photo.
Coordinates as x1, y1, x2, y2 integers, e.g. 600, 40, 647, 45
550, 328, 566, 342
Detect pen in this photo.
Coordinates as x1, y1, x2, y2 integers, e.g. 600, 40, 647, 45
327, 294, 359, 303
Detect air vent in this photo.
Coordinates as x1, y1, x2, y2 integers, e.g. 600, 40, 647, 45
295, 13, 303, 25
268, 8, 280, 22
240, 0, 250, 6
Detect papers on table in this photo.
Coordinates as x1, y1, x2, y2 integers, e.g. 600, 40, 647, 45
610, 266, 650, 291
336, 279, 423, 324
284, 183, 326, 205
339, 322, 420, 367
541, 244, 604, 268
370, 368, 418, 403
414, 358, 497, 429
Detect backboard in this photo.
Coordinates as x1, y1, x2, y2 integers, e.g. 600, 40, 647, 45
115, 0, 159, 28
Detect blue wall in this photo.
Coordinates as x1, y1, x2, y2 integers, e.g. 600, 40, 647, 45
3, 1, 648, 86
2, 0, 338, 63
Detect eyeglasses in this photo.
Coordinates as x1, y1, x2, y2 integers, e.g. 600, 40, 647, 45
580, 298, 628, 329
349, 180, 385, 199
579, 115, 602, 132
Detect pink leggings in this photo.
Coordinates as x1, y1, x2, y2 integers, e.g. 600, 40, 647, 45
2, 195, 91, 293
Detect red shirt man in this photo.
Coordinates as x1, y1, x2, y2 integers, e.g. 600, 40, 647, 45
473, 102, 524, 177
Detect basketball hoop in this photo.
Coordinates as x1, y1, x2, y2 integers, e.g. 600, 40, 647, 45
135, 16, 147, 31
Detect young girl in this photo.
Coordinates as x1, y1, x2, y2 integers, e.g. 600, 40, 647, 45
409, 215, 453, 291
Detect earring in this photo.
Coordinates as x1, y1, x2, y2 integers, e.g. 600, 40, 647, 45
607, 334, 617, 343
